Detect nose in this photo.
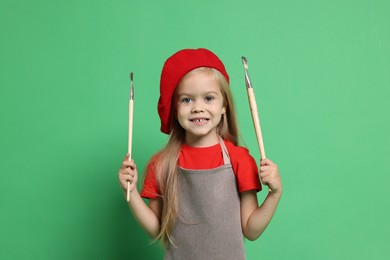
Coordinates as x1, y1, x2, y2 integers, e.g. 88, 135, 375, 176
191, 100, 204, 113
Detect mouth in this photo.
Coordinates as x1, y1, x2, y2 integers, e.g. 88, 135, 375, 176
189, 118, 209, 125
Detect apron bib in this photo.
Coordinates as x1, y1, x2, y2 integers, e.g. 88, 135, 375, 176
165, 140, 245, 260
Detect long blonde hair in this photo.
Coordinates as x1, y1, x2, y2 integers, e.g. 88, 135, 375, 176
148, 67, 239, 246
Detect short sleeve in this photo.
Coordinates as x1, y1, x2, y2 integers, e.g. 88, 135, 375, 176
140, 157, 161, 199
225, 141, 262, 193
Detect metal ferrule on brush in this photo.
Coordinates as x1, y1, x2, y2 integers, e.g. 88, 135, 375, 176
242, 57, 253, 89
130, 73, 134, 100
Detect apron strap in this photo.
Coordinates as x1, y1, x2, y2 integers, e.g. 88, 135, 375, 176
219, 137, 231, 166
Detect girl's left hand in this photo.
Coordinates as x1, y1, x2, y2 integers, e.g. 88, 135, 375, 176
118, 154, 138, 193
260, 158, 282, 194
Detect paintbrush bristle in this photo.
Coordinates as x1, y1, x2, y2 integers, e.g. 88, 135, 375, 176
241, 57, 248, 70
130, 72, 133, 81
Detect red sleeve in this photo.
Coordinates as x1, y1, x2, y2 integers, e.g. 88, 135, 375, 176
140, 156, 161, 199
225, 141, 262, 193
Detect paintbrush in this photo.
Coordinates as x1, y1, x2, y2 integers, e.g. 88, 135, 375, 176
242, 57, 266, 160
127, 72, 134, 202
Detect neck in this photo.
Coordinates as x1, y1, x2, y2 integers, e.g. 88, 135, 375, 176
184, 133, 220, 147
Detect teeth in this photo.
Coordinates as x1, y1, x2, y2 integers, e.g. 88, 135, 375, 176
193, 119, 207, 122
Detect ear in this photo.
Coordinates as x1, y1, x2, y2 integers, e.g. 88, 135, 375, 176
221, 108, 226, 114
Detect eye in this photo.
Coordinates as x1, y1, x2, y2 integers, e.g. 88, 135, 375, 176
180, 97, 192, 103
205, 95, 215, 102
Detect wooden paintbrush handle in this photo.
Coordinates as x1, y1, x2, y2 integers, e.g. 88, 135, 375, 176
127, 99, 134, 202
128, 100, 134, 160
247, 88, 266, 159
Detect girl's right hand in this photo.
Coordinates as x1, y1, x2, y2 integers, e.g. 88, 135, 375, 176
118, 153, 138, 193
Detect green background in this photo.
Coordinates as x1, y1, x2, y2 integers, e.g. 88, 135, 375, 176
1, 0, 389, 259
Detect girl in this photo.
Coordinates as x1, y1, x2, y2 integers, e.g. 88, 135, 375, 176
118, 48, 282, 259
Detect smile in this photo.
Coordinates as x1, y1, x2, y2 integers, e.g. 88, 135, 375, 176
190, 118, 208, 122
190, 118, 209, 124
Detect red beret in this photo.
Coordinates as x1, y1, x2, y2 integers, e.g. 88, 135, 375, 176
158, 48, 229, 134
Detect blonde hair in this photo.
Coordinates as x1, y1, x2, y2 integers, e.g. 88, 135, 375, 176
148, 67, 239, 246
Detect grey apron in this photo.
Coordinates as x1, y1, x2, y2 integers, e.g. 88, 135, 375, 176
165, 140, 245, 260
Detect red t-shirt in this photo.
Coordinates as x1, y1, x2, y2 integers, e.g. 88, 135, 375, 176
140, 140, 262, 199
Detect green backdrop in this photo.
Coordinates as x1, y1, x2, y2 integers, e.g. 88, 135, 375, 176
1, 0, 389, 259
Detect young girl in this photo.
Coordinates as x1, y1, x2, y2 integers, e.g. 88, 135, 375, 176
118, 48, 282, 259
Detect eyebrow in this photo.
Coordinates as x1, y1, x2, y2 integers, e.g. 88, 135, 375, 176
177, 91, 219, 96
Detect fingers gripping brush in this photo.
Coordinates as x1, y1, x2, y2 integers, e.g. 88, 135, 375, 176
241, 57, 270, 191
127, 72, 134, 202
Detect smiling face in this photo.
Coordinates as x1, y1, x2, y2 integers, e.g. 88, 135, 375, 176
175, 69, 226, 147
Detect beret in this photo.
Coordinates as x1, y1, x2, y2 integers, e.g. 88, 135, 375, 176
158, 48, 229, 134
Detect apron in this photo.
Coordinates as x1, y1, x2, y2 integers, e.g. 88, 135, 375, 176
165, 140, 245, 260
